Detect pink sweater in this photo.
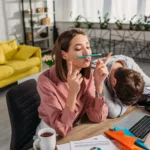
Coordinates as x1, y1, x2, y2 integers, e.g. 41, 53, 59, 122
37, 66, 108, 137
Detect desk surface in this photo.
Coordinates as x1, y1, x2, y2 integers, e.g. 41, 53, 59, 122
30, 106, 150, 150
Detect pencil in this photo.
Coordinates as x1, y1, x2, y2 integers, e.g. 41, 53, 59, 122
76, 53, 102, 58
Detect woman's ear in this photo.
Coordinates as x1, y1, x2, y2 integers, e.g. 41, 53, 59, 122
112, 78, 117, 87
61, 50, 67, 60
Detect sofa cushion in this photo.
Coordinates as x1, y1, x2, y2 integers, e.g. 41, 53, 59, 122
0, 65, 14, 80
7, 57, 40, 74
0, 48, 6, 64
0, 39, 18, 60
14, 45, 38, 60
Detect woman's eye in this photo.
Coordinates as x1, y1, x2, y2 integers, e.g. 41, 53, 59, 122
75, 47, 82, 51
86, 46, 91, 49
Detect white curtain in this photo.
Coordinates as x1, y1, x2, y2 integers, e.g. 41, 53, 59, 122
55, 0, 150, 22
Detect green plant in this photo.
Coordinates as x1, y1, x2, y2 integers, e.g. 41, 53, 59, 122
129, 15, 136, 30
42, 55, 55, 67
74, 15, 82, 28
98, 11, 110, 29
143, 15, 150, 31
83, 17, 94, 29
134, 15, 143, 31
115, 16, 126, 30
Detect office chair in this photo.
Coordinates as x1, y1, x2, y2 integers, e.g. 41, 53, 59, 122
6, 79, 41, 150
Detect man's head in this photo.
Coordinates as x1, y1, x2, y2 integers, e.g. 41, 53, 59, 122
113, 67, 144, 105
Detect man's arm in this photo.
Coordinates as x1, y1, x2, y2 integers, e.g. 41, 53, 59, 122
103, 84, 128, 118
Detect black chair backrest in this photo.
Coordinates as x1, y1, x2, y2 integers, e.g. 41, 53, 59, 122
6, 79, 41, 150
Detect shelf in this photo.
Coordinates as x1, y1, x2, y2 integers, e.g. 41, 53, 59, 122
25, 12, 48, 16
26, 25, 52, 29
35, 37, 49, 42
23, 0, 46, 3
22, 0, 52, 48
41, 49, 52, 54
27, 37, 49, 42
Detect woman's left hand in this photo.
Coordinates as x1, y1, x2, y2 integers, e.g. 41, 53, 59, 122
94, 53, 111, 93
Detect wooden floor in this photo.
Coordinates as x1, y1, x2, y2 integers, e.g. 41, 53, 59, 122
0, 61, 150, 150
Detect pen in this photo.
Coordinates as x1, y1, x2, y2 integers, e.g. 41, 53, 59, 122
76, 53, 102, 58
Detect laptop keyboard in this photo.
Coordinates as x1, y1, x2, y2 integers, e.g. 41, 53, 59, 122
129, 115, 150, 139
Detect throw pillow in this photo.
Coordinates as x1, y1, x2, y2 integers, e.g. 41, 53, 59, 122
0, 46, 6, 64
1, 39, 18, 60
14, 45, 38, 60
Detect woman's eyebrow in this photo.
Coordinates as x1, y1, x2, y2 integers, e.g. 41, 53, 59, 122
74, 42, 89, 47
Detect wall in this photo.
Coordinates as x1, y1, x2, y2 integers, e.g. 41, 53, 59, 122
0, 0, 23, 43
0, 0, 53, 44
0, 0, 7, 41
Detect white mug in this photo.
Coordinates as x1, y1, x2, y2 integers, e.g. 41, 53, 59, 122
33, 128, 56, 150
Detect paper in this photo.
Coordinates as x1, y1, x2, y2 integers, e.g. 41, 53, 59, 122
57, 135, 120, 150
70, 140, 110, 150
144, 87, 150, 95
146, 87, 150, 90
57, 143, 70, 150
105, 130, 141, 150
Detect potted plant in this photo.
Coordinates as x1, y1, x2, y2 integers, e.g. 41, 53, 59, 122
98, 12, 110, 29
134, 15, 143, 31
74, 15, 82, 28
115, 16, 126, 30
129, 15, 136, 30
42, 55, 55, 67
83, 17, 94, 29
143, 15, 150, 31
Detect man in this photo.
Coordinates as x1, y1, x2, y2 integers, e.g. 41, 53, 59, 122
92, 55, 150, 118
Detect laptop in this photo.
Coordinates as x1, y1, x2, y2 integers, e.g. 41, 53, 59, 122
113, 111, 150, 142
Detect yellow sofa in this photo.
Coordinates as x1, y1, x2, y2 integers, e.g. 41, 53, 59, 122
0, 39, 42, 88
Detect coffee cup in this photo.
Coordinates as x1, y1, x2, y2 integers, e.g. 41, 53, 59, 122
33, 128, 56, 150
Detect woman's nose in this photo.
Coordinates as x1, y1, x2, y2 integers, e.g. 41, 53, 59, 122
83, 47, 89, 55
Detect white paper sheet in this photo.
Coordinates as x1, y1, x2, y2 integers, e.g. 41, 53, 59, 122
57, 135, 120, 150
144, 87, 150, 95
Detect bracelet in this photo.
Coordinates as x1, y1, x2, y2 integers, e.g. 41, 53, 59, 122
96, 91, 104, 97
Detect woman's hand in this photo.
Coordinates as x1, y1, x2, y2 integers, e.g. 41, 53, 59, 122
94, 53, 111, 93
66, 61, 83, 112
67, 61, 83, 95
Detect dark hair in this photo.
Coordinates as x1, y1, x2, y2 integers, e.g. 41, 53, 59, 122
114, 67, 144, 105
52, 28, 91, 82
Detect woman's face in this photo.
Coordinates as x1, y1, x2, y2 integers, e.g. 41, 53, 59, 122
62, 34, 92, 70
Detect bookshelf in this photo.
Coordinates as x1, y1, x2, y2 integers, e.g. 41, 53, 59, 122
21, 0, 53, 54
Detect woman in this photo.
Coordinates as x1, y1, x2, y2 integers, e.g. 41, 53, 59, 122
37, 29, 109, 137
93, 55, 150, 118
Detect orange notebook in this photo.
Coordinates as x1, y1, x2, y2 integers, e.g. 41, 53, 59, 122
105, 130, 142, 150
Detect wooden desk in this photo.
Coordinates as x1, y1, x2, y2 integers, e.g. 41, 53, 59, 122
30, 106, 150, 150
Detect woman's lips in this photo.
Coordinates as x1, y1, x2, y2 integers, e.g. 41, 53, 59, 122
85, 56, 91, 62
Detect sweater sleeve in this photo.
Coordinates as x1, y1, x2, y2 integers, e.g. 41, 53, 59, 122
37, 75, 78, 137
85, 76, 108, 123
103, 84, 128, 118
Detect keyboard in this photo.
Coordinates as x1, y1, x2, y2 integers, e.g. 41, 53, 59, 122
129, 115, 150, 140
